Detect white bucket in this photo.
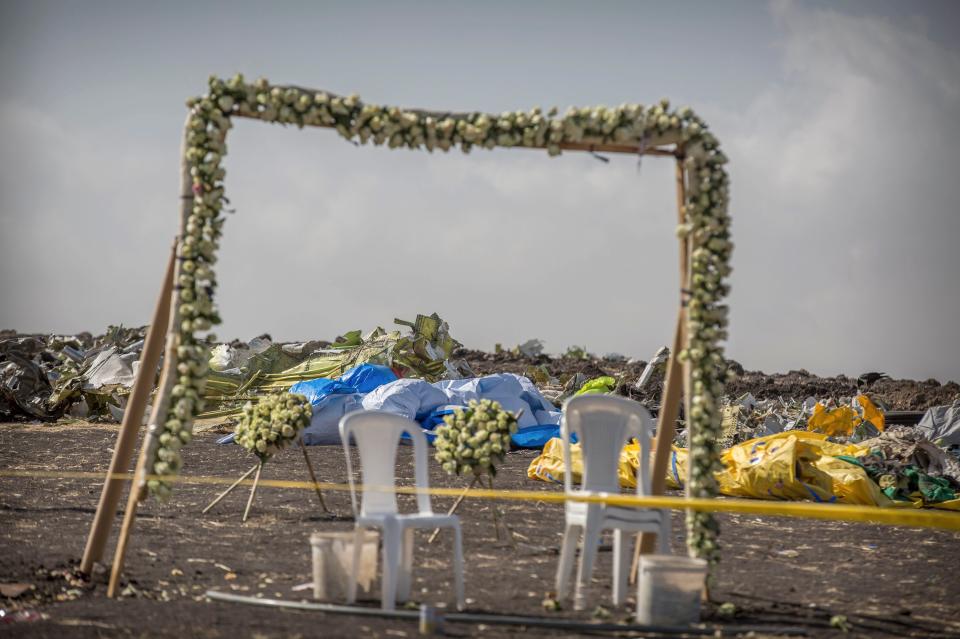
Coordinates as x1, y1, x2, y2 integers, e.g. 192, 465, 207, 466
635, 555, 707, 626
310, 531, 379, 602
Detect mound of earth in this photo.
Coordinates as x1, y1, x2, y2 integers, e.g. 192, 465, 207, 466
457, 349, 960, 411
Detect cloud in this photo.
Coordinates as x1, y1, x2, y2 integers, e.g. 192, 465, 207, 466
713, 1, 960, 380
0, 101, 176, 332
214, 124, 679, 355
2, 1, 958, 382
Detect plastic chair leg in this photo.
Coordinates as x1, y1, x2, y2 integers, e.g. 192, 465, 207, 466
452, 523, 465, 611
574, 513, 602, 611
658, 514, 671, 554
397, 527, 414, 600
346, 526, 365, 604
612, 528, 632, 606
380, 520, 401, 611
555, 522, 579, 600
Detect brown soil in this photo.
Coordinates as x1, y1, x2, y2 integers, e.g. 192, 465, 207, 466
1, 423, 959, 638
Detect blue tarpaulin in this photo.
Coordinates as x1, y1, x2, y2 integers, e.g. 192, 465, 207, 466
304, 368, 560, 448
220, 364, 562, 448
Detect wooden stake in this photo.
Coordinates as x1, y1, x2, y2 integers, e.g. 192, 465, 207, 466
104, 112, 197, 594
80, 241, 176, 575
202, 463, 260, 514
242, 461, 264, 523
484, 475, 518, 548
106, 512, 134, 597
428, 476, 479, 544
299, 440, 330, 513
107, 283, 184, 598
633, 156, 690, 581
107, 449, 145, 597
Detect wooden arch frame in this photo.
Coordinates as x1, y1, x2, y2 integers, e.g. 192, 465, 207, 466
80, 76, 733, 595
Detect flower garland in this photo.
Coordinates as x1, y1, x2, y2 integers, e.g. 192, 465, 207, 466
434, 399, 518, 477
150, 74, 732, 569
234, 392, 312, 461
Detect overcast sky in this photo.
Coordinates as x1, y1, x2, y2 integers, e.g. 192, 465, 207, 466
2, 0, 959, 381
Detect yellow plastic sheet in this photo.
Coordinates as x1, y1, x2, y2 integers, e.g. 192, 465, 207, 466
857, 394, 886, 432
931, 498, 960, 511
527, 437, 641, 488
807, 404, 861, 437
526, 430, 943, 508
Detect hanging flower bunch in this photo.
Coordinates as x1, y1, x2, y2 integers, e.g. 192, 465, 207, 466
145, 415, 194, 501
234, 392, 313, 461
676, 130, 732, 571
434, 399, 518, 477
154, 71, 731, 574
144, 77, 234, 498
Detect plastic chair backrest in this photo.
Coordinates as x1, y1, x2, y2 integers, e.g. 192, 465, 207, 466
561, 394, 655, 496
339, 410, 433, 518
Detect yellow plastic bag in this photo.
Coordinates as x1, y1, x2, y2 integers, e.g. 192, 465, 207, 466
720, 432, 830, 501
528, 430, 901, 507
526, 438, 640, 488
810, 455, 891, 506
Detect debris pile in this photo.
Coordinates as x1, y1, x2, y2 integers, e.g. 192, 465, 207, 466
0, 314, 470, 423
1, 326, 146, 421
855, 426, 960, 504
200, 313, 473, 420
707, 392, 887, 449
3, 322, 958, 447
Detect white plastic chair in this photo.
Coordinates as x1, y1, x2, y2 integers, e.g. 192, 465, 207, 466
554, 394, 670, 609
339, 410, 465, 611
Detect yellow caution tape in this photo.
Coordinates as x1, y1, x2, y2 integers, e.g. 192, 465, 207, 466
1, 468, 958, 531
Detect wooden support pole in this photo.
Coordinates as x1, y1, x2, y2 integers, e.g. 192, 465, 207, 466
554, 142, 678, 156
428, 476, 479, 544
80, 242, 176, 575
202, 463, 260, 514
299, 440, 330, 513
107, 278, 183, 597
633, 155, 690, 580
104, 112, 198, 593
233, 93, 683, 158
107, 451, 144, 597
485, 475, 518, 548
242, 462, 264, 523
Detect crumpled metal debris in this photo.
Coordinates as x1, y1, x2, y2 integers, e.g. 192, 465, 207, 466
535, 372, 585, 405
711, 394, 882, 448
633, 346, 669, 392
49, 326, 149, 420
859, 426, 960, 485
915, 401, 960, 447
852, 426, 960, 503
197, 313, 474, 419
2, 315, 475, 423
0, 337, 55, 419
515, 339, 545, 359
209, 335, 275, 372
0, 326, 149, 421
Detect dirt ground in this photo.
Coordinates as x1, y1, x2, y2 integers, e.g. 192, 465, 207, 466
2, 422, 959, 638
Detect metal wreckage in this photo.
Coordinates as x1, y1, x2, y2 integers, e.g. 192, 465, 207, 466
0, 314, 469, 423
